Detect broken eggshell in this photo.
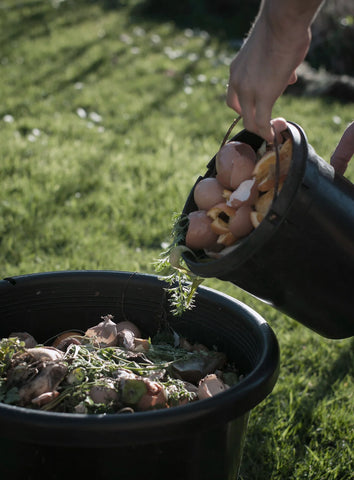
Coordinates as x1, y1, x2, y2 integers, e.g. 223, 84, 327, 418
228, 205, 254, 240
226, 178, 259, 209
216, 141, 256, 190
136, 380, 168, 411
193, 177, 228, 211
197, 374, 229, 400
116, 321, 145, 351
185, 210, 220, 251
89, 380, 119, 405
52, 330, 83, 350
116, 321, 141, 338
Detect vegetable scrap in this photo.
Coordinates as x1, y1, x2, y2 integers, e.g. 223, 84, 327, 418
186, 127, 293, 258
155, 120, 292, 316
0, 315, 239, 414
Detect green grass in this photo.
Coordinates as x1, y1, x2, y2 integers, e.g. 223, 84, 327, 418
0, 1, 353, 478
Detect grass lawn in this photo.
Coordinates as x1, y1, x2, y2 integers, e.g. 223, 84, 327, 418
1, 1, 353, 479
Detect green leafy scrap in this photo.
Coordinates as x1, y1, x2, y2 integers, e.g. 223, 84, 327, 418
154, 213, 205, 316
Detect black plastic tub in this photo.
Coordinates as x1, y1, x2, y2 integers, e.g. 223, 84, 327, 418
0, 270, 279, 480
182, 122, 354, 339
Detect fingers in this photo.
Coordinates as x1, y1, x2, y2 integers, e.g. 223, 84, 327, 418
271, 117, 288, 144
226, 85, 242, 115
226, 72, 293, 143
330, 122, 354, 175
252, 99, 274, 143
226, 58, 298, 142
226, 83, 274, 143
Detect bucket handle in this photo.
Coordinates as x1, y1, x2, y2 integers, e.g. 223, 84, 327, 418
219, 116, 282, 204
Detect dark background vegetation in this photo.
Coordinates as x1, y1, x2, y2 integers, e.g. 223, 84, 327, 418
132, 0, 354, 77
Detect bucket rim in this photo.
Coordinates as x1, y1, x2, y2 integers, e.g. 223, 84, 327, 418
0, 270, 279, 447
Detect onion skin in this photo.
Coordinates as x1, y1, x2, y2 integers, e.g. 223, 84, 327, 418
85, 315, 118, 347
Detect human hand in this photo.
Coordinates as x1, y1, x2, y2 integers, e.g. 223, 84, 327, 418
226, 4, 312, 142
330, 122, 354, 175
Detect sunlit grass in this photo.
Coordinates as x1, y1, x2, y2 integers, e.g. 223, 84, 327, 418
0, 1, 353, 479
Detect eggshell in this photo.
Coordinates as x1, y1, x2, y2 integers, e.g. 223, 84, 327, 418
216, 141, 256, 190
193, 178, 225, 211
185, 210, 219, 250
197, 374, 228, 400
228, 205, 254, 239
226, 178, 259, 209
116, 321, 141, 338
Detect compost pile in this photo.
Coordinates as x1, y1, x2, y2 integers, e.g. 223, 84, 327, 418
0, 315, 239, 414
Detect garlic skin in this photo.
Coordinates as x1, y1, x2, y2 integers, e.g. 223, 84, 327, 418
85, 315, 118, 347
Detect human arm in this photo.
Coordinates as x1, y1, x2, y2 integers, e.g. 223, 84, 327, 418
226, 0, 324, 142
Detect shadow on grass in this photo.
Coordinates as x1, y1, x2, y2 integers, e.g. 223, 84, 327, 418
128, 0, 258, 40
239, 338, 354, 479
2, 0, 226, 128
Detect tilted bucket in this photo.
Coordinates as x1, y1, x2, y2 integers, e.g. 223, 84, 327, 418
182, 122, 354, 339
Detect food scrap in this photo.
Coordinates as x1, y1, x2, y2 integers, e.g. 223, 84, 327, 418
186, 126, 292, 257
0, 315, 239, 414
